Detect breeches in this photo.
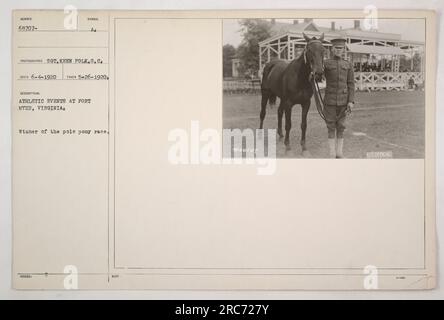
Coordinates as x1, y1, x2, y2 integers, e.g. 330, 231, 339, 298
324, 104, 347, 138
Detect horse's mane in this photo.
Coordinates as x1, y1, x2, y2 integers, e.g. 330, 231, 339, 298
288, 50, 310, 76
289, 38, 323, 79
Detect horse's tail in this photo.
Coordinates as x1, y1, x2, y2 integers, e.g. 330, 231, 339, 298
261, 62, 274, 88
261, 62, 277, 108
268, 93, 277, 108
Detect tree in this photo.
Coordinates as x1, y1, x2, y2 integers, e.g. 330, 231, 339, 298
223, 44, 236, 78
399, 52, 422, 72
412, 52, 422, 72
236, 19, 271, 78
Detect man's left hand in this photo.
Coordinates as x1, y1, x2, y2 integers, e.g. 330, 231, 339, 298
346, 102, 354, 115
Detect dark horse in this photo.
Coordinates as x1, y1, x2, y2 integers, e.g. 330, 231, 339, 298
259, 33, 325, 152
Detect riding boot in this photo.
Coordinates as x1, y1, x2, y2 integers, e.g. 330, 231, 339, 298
336, 138, 344, 158
328, 138, 336, 158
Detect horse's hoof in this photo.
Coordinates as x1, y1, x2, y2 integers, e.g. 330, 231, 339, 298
302, 150, 311, 157
285, 144, 291, 151
257, 130, 264, 140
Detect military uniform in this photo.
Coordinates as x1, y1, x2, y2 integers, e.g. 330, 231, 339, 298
324, 53, 355, 138
323, 37, 355, 158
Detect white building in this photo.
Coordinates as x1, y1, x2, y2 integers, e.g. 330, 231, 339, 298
259, 19, 424, 91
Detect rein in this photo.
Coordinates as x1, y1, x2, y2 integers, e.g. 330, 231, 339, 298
311, 77, 326, 121
304, 40, 328, 121
311, 77, 348, 122
305, 39, 348, 122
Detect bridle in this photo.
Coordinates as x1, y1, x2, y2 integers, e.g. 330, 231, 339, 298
304, 39, 328, 120
303, 39, 324, 81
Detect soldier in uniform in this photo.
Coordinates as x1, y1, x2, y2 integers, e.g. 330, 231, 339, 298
323, 37, 355, 158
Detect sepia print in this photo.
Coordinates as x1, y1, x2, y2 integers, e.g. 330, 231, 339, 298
223, 18, 425, 159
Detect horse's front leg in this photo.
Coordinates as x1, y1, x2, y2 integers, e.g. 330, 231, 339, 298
284, 105, 293, 150
300, 101, 310, 152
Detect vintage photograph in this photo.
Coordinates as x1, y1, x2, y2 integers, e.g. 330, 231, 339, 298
9, 8, 437, 293
223, 18, 425, 159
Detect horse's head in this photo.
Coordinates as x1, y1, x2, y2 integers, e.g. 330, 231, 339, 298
303, 32, 325, 82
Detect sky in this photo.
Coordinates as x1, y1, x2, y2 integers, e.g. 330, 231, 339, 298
223, 19, 425, 47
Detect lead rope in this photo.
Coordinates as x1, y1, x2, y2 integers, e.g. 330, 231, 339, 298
305, 40, 349, 122
311, 77, 326, 121
312, 79, 348, 121
305, 47, 327, 121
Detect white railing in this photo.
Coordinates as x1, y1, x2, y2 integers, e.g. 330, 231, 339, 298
223, 79, 261, 94
355, 72, 424, 91
223, 72, 424, 94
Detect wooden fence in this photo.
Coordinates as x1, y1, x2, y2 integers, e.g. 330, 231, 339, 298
354, 72, 424, 91
223, 72, 424, 94
223, 79, 261, 94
